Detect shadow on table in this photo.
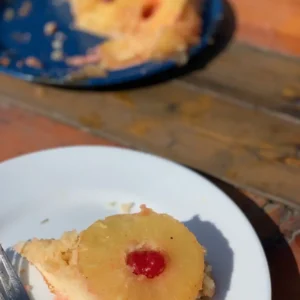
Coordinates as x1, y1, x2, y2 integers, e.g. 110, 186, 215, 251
54, 0, 236, 91
205, 176, 300, 300
184, 215, 234, 299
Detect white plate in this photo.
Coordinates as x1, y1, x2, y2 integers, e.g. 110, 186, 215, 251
0, 146, 271, 300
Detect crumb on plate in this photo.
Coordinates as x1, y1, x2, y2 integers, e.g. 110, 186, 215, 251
4, 8, 14, 21
40, 218, 49, 224
52, 39, 64, 50
65, 51, 100, 67
54, 31, 66, 41
44, 21, 57, 36
0, 57, 10, 67
51, 50, 64, 61
197, 264, 215, 299
18, 1, 32, 17
120, 202, 135, 214
25, 56, 43, 69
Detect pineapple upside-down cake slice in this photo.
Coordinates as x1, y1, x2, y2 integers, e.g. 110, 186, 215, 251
67, 0, 202, 70
15, 206, 215, 300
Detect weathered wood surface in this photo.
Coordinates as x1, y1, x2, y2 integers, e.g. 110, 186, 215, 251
184, 43, 300, 122
0, 42, 299, 207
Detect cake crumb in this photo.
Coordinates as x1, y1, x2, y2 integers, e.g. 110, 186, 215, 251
54, 31, 66, 41
4, 8, 14, 21
44, 21, 57, 36
52, 39, 63, 50
197, 264, 215, 299
25, 56, 42, 69
120, 202, 135, 214
18, 1, 32, 17
40, 218, 49, 224
65, 52, 100, 67
51, 50, 64, 61
66, 64, 107, 82
139, 204, 153, 216
0, 57, 10, 67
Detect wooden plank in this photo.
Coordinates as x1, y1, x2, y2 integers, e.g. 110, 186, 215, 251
0, 72, 299, 207
183, 43, 300, 122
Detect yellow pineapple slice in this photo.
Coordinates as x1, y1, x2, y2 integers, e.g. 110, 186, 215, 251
68, 0, 202, 70
69, 0, 144, 37
15, 207, 211, 300
77, 206, 205, 300
99, 2, 201, 69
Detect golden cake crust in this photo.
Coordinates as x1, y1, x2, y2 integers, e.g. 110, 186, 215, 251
67, 0, 202, 70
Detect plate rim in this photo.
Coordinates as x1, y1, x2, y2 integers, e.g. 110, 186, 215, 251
0, 145, 272, 299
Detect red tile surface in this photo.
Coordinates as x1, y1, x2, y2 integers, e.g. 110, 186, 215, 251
1, 103, 299, 298
0, 103, 117, 162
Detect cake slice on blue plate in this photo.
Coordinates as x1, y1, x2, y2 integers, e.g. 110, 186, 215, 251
67, 0, 202, 70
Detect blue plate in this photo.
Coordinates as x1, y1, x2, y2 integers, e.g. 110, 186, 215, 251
0, 0, 223, 87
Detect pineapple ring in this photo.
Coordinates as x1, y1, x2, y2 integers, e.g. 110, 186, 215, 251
98, 2, 201, 69
69, 0, 190, 38
77, 207, 205, 300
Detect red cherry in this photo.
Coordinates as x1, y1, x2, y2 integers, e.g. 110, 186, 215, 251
126, 250, 166, 279
142, 4, 156, 19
